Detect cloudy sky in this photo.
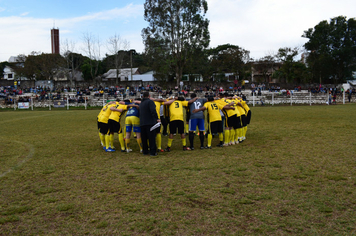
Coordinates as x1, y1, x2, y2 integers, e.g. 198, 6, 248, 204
0, 0, 354, 62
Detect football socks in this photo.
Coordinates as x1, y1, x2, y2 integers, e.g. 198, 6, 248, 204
119, 133, 125, 151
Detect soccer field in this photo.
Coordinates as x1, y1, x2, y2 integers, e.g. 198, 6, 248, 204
1, 104, 356, 235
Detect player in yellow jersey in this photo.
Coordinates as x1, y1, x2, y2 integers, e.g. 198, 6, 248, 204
98, 101, 122, 152
192, 96, 235, 148
237, 95, 251, 141
164, 96, 197, 152
97, 101, 116, 147
152, 96, 176, 152
124, 99, 141, 153
230, 95, 245, 144
215, 93, 238, 146
107, 101, 129, 152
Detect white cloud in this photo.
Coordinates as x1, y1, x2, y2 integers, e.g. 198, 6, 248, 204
206, 0, 355, 59
0, 4, 144, 61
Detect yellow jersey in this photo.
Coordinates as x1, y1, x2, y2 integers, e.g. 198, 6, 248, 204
204, 101, 225, 123
98, 103, 117, 123
216, 99, 236, 117
168, 100, 188, 122
153, 101, 164, 119
108, 104, 128, 122
232, 98, 245, 117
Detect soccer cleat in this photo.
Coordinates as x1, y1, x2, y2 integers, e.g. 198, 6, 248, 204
223, 143, 229, 147
231, 141, 235, 145
157, 149, 165, 152
200, 146, 205, 149
121, 149, 126, 152
205, 146, 212, 149
126, 149, 132, 153
216, 144, 224, 147
164, 147, 171, 152
190, 147, 195, 150
105, 148, 116, 152
150, 153, 158, 156
183, 146, 191, 151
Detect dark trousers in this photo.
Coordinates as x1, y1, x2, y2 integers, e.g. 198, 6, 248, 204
161, 116, 168, 135
141, 125, 157, 155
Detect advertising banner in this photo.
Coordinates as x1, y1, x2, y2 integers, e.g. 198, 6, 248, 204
53, 101, 66, 108
18, 102, 30, 109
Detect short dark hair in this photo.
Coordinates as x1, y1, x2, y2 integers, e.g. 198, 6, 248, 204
190, 93, 196, 98
208, 96, 214, 101
143, 92, 150, 98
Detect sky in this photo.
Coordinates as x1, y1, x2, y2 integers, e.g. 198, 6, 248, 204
0, 0, 354, 62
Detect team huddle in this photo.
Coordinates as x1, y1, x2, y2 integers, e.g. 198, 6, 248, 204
96, 92, 251, 153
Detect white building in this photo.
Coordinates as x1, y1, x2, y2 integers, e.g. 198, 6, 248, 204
2, 56, 28, 80
3, 66, 15, 80
102, 68, 140, 81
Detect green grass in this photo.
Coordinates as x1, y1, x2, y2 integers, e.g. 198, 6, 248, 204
1, 104, 356, 235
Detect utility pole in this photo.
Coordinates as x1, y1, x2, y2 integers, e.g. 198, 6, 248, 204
130, 49, 133, 81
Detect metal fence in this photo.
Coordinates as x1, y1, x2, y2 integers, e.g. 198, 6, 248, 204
0, 90, 354, 110
245, 91, 354, 106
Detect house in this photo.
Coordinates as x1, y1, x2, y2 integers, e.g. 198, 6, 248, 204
53, 69, 84, 81
211, 73, 238, 82
102, 68, 140, 81
132, 71, 156, 82
3, 56, 28, 80
182, 74, 204, 82
3, 66, 15, 80
251, 61, 282, 83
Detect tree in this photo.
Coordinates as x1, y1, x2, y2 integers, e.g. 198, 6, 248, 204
61, 39, 85, 86
26, 53, 66, 80
11, 53, 65, 80
82, 32, 102, 81
184, 47, 211, 82
302, 16, 356, 83
209, 44, 251, 82
273, 47, 309, 84
106, 34, 130, 84
142, 0, 210, 86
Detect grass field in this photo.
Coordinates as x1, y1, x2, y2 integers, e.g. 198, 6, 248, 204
1, 104, 356, 235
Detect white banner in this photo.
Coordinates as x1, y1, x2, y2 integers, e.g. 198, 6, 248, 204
18, 102, 30, 109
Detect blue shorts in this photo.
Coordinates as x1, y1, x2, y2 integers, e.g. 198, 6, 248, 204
189, 118, 205, 131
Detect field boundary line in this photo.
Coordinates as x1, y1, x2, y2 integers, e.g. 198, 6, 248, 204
0, 140, 35, 178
